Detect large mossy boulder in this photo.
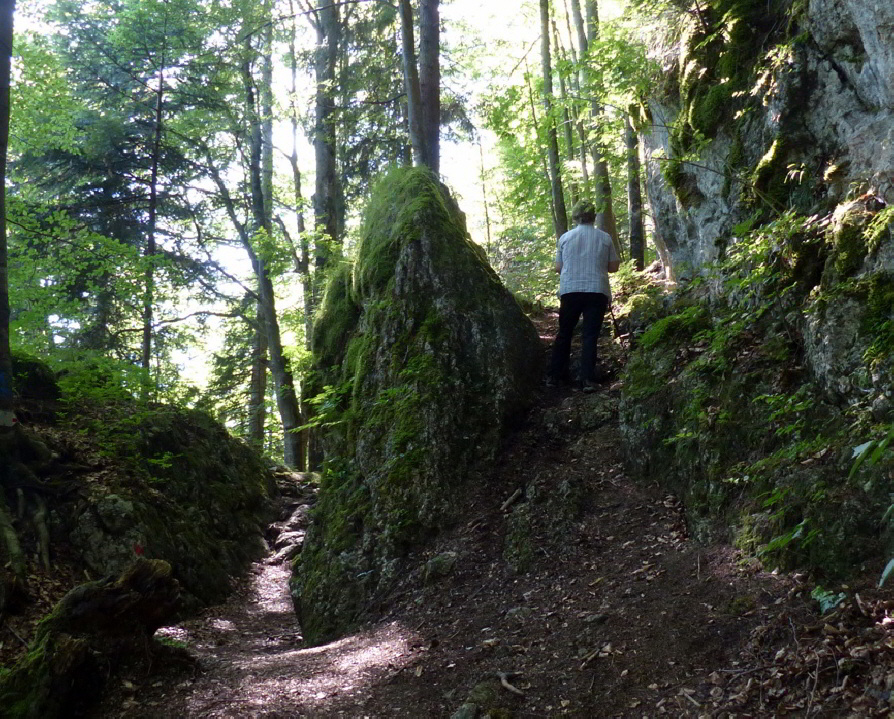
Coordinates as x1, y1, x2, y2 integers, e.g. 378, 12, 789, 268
293, 168, 541, 644
68, 406, 275, 609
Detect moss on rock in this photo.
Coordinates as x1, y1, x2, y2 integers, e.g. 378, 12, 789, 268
0, 559, 180, 718
293, 168, 542, 644
69, 405, 274, 609
620, 208, 894, 578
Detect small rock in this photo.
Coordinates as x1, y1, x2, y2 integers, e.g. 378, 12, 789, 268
450, 703, 479, 719
424, 551, 458, 584
584, 613, 608, 624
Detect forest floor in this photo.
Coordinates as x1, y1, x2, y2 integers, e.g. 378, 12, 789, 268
12, 311, 894, 718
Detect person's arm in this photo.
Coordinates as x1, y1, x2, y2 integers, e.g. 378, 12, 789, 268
554, 260, 562, 273
608, 259, 620, 273
555, 237, 563, 273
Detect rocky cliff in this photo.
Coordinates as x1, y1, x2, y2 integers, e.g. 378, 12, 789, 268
620, 0, 894, 575
292, 168, 542, 644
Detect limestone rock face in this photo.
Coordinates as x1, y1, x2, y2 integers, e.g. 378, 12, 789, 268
294, 168, 542, 644
641, 0, 894, 281
619, 0, 894, 577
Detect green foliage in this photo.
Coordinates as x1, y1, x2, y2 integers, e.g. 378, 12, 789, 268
861, 274, 894, 366
811, 585, 847, 613
866, 206, 894, 253
638, 305, 710, 350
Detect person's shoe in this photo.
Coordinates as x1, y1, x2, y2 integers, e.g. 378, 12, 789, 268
582, 380, 599, 393
545, 377, 558, 388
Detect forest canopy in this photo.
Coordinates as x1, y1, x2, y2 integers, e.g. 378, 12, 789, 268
1, 0, 655, 465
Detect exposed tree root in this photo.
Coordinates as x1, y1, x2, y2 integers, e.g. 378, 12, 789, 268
32, 493, 51, 572
0, 491, 26, 588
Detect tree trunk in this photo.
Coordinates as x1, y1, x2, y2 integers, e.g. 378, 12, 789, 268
584, 0, 619, 251
0, 0, 14, 418
419, 0, 440, 175
553, 21, 578, 204
626, 114, 645, 270
478, 138, 492, 254
142, 62, 164, 380
311, 0, 340, 310
570, 0, 620, 254
398, 0, 426, 168
248, 305, 267, 450
563, 0, 590, 194
523, 64, 557, 235
540, 0, 568, 239
287, 0, 312, 348
243, 39, 304, 469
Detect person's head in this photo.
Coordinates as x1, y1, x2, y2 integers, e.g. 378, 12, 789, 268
571, 200, 597, 225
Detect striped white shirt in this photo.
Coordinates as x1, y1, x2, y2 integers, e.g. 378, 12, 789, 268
555, 223, 619, 300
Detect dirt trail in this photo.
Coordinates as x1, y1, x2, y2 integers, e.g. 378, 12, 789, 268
90, 313, 894, 718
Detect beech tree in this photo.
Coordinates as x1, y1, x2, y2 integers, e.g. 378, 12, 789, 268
570, 0, 619, 252
541, 0, 568, 238
0, 0, 13, 420
399, 0, 440, 173
309, 0, 341, 320
626, 113, 645, 270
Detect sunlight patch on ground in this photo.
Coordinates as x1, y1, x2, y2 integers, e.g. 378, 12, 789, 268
187, 621, 419, 716
155, 626, 189, 643
174, 556, 423, 717
210, 618, 237, 632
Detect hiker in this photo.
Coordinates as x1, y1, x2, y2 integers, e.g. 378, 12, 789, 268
547, 200, 620, 391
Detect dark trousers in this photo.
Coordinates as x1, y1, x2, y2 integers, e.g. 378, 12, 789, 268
549, 292, 609, 383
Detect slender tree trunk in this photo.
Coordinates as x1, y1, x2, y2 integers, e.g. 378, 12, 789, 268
243, 39, 304, 470
570, 0, 620, 253
287, 1, 312, 347
552, 21, 578, 204
561, 0, 591, 195
584, 0, 619, 251
0, 0, 13, 418
399, 100, 412, 166
419, 0, 440, 175
261, 25, 274, 226
523, 64, 557, 235
142, 63, 164, 377
248, 305, 267, 450
311, 1, 340, 310
626, 114, 645, 270
478, 138, 492, 254
398, 0, 425, 167
540, 0, 568, 239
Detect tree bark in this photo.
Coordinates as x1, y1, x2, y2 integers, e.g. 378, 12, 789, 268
570, 0, 620, 254
243, 38, 304, 469
523, 64, 557, 235
540, 0, 568, 239
247, 304, 267, 451
584, 0, 619, 251
552, 21, 578, 204
0, 0, 14, 417
562, 0, 590, 194
311, 0, 340, 310
626, 114, 645, 270
419, 0, 440, 175
142, 61, 164, 379
398, 0, 426, 168
287, 1, 312, 348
